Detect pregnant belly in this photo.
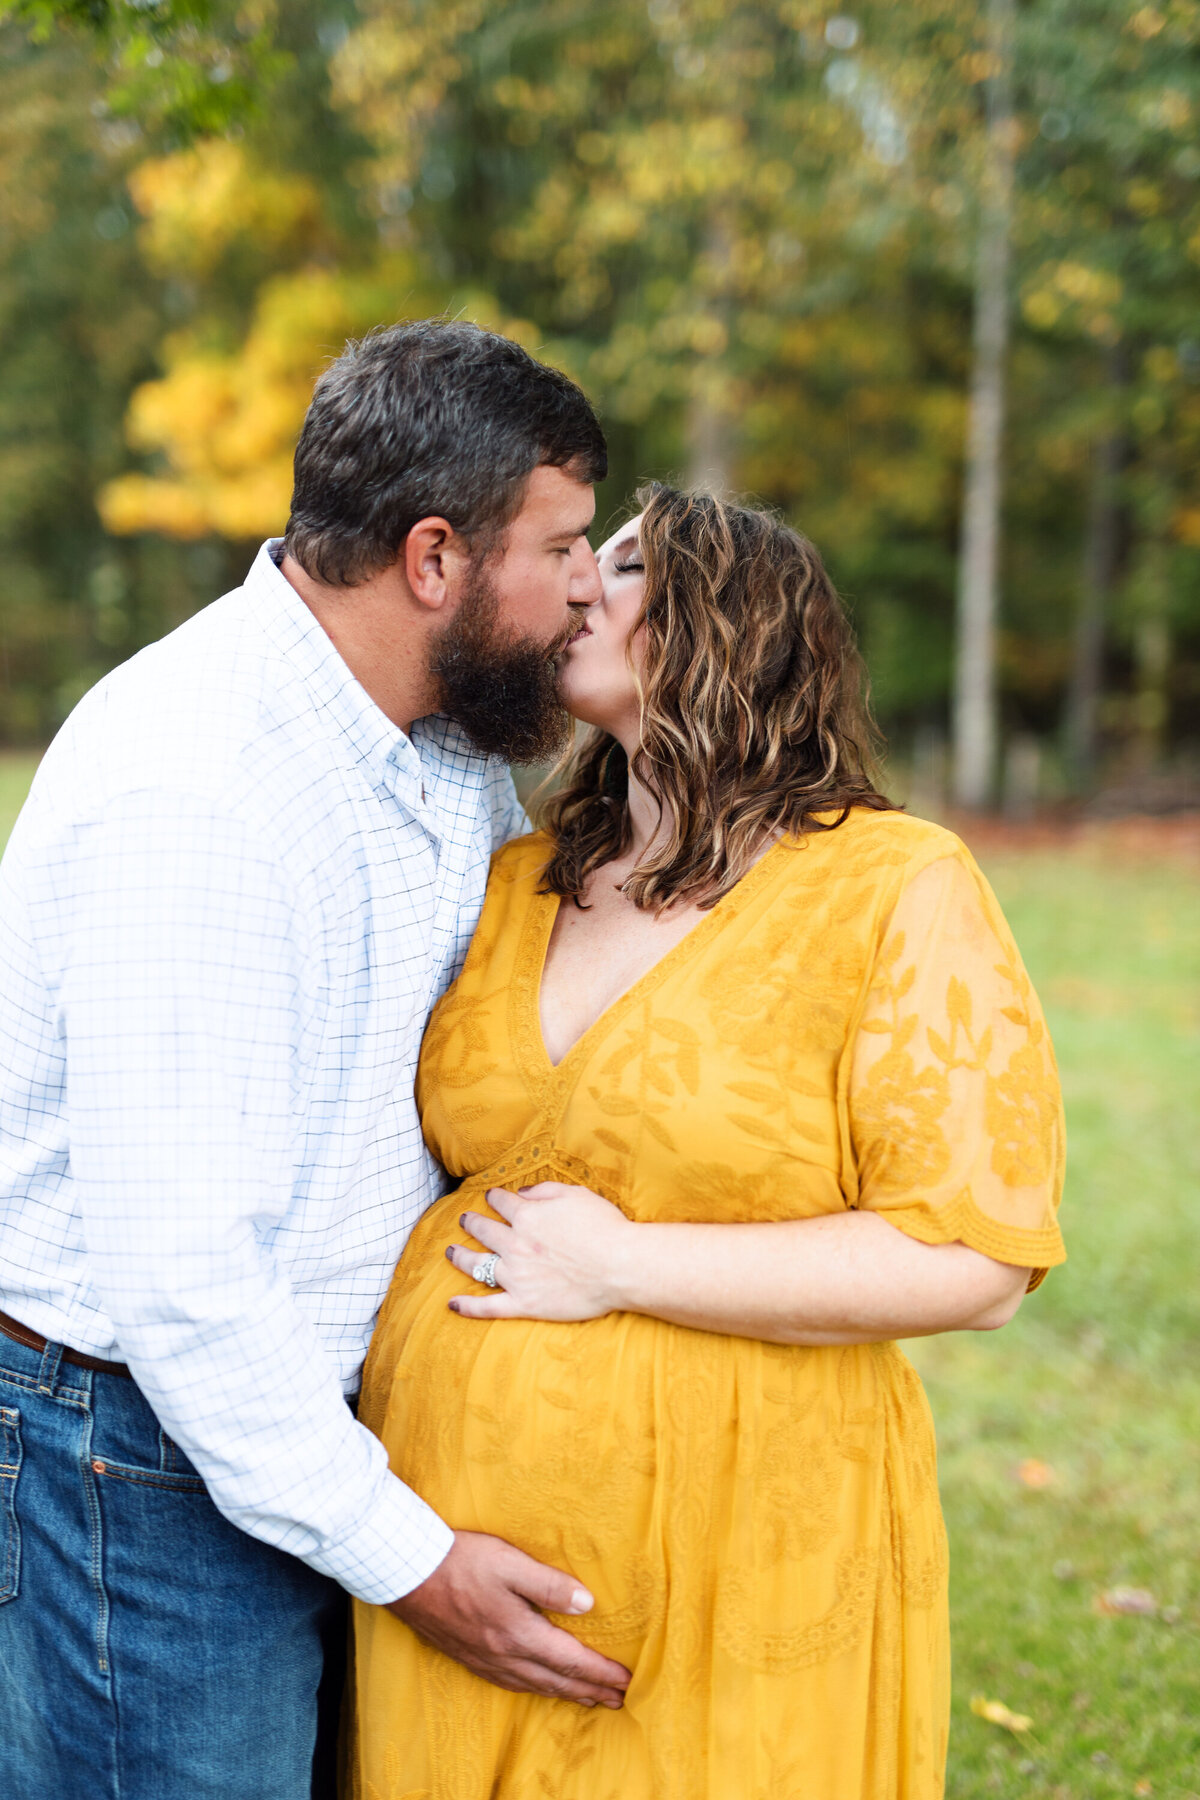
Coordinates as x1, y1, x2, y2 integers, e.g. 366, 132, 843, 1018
360, 1189, 946, 1666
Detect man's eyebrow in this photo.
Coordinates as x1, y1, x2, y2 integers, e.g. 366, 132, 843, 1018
547, 517, 596, 542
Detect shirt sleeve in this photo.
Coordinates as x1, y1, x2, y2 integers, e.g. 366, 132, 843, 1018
848, 851, 1066, 1291
53, 790, 453, 1602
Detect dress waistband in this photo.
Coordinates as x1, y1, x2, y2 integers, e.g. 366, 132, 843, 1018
0, 1308, 132, 1377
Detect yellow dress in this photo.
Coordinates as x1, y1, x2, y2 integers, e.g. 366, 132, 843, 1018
349, 809, 1066, 1800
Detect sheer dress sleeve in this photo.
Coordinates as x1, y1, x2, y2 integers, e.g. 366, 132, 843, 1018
848, 851, 1066, 1290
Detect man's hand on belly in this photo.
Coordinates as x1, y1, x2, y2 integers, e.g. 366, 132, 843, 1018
387, 1531, 631, 1708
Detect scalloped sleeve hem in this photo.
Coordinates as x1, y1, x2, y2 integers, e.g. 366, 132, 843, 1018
868, 1190, 1066, 1291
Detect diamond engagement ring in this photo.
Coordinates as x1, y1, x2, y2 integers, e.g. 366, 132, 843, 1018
472, 1253, 500, 1288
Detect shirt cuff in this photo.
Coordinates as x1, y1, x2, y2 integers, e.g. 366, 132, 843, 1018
313, 1467, 456, 1604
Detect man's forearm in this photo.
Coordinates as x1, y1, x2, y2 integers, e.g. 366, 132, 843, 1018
62, 791, 451, 1603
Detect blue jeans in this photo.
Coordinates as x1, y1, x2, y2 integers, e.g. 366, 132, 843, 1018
0, 1332, 347, 1798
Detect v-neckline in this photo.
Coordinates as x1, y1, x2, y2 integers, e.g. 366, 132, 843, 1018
526, 835, 793, 1075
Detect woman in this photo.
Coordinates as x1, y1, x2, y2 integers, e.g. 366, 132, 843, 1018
348, 486, 1065, 1799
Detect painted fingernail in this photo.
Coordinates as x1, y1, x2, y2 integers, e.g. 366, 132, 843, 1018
444, 1246, 453, 1260
459, 1213, 468, 1229
448, 1300, 460, 1313
568, 1588, 593, 1614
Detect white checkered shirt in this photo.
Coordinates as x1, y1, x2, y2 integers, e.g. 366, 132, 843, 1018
0, 540, 525, 1602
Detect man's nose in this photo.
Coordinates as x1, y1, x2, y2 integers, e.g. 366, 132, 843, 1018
569, 539, 604, 607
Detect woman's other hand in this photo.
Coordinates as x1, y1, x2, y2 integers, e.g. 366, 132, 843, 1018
446, 1183, 1031, 1343
446, 1182, 632, 1321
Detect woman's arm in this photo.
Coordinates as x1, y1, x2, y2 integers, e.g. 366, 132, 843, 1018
446, 1183, 1029, 1345
448, 855, 1062, 1345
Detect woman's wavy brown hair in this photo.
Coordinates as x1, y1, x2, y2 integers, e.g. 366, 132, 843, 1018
538, 483, 894, 911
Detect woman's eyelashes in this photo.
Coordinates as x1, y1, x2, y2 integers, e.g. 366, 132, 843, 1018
613, 559, 644, 575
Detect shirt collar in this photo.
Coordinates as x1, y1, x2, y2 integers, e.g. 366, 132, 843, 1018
239, 540, 484, 820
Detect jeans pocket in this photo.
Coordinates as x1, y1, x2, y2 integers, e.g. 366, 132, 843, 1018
157, 1427, 198, 1479
0, 1405, 22, 1603
88, 1376, 208, 1494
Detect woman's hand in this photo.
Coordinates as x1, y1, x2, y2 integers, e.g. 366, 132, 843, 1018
445, 1182, 633, 1321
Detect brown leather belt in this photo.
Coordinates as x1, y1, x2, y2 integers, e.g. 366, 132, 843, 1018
0, 1308, 132, 1377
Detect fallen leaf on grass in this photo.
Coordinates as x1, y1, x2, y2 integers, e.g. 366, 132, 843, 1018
970, 1695, 1033, 1734
1094, 1586, 1157, 1616
1015, 1458, 1056, 1488
1134, 1781, 1153, 1797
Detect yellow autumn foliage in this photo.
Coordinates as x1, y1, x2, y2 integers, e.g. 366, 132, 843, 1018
128, 140, 324, 277
330, 4, 491, 191
1022, 260, 1124, 334
969, 1695, 1034, 1735
100, 260, 430, 540
98, 253, 534, 541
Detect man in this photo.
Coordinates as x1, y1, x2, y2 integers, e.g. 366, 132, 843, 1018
0, 320, 630, 1798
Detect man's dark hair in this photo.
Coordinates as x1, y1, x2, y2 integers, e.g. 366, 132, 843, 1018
283, 318, 607, 585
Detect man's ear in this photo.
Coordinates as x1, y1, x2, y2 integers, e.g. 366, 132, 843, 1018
403, 517, 463, 612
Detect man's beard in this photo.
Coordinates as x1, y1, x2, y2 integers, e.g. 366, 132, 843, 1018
429, 562, 576, 764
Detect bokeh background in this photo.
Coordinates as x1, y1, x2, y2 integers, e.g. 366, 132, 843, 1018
0, 2, 1197, 1795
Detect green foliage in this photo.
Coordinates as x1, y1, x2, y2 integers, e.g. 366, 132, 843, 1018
0, 753, 40, 840
0, 3, 352, 740
0, 0, 290, 135
0, 0, 1198, 764
1, 26, 188, 738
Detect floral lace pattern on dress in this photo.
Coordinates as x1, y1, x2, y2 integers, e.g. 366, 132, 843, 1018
350, 812, 1065, 1800
851, 854, 1065, 1285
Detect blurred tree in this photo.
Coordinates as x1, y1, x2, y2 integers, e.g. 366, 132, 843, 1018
953, 0, 1015, 809
323, 0, 987, 736
0, 0, 366, 738
1018, 0, 1200, 784
0, 19, 228, 742
92, 142, 536, 538
1063, 343, 1131, 785
0, 0, 287, 135
1, 0, 1198, 786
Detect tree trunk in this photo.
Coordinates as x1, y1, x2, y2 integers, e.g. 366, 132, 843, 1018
1130, 537, 1171, 772
685, 379, 734, 495
952, 0, 1016, 810
1064, 343, 1129, 790
686, 215, 735, 494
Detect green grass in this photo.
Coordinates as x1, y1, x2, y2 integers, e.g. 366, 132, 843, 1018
0, 751, 39, 845
911, 848, 1200, 1800
1, 759, 1196, 1794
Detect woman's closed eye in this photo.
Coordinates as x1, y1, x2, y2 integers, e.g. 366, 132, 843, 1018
613, 559, 644, 574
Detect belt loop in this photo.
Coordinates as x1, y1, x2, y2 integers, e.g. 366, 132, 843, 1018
37, 1339, 65, 1395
